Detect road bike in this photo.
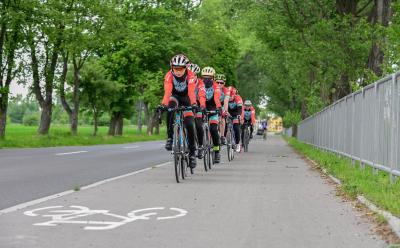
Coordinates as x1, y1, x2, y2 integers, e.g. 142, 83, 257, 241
242, 122, 251, 152
202, 110, 219, 170
225, 115, 236, 162
157, 106, 194, 183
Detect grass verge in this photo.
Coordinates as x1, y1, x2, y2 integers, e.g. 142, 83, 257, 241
0, 124, 166, 148
284, 136, 400, 217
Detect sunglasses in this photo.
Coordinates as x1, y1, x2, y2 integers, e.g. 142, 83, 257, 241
172, 67, 186, 72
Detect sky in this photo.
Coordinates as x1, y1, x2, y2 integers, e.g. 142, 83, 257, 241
10, 82, 28, 97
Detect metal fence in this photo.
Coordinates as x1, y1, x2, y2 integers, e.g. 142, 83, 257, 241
295, 72, 400, 180
283, 127, 292, 137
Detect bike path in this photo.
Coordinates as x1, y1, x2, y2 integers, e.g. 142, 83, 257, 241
0, 135, 386, 248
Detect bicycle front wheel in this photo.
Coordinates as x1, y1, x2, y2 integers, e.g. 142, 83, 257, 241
174, 153, 182, 183
203, 126, 209, 172
226, 128, 232, 162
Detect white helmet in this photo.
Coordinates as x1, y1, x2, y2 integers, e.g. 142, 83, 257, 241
170, 54, 189, 67
201, 66, 215, 77
188, 63, 201, 74
244, 100, 252, 106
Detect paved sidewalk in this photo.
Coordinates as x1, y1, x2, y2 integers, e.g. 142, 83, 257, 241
0, 135, 386, 248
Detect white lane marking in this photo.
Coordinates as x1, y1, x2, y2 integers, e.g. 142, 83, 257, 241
0, 161, 172, 216
24, 205, 187, 230
55, 151, 88, 156
123, 146, 140, 149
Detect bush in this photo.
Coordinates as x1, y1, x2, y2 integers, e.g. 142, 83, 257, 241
23, 113, 39, 126
123, 118, 131, 126
97, 113, 110, 126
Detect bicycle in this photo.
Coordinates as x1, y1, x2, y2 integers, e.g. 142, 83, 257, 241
225, 115, 236, 162
202, 110, 219, 170
157, 106, 194, 183
263, 129, 267, 140
242, 122, 251, 152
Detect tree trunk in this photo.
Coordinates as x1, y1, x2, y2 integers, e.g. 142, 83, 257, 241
143, 102, 150, 134
92, 106, 98, 136
365, 0, 391, 82
147, 114, 154, 135
108, 113, 117, 136
334, 74, 351, 101
108, 111, 123, 136
38, 100, 52, 135
115, 113, 123, 136
155, 120, 160, 135
70, 61, 81, 135
291, 124, 298, 138
0, 95, 8, 139
70, 109, 78, 135
300, 100, 308, 119
137, 100, 142, 132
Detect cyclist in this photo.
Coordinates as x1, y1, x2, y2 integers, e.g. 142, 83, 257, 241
261, 119, 268, 139
198, 67, 222, 163
216, 74, 229, 145
241, 100, 256, 145
189, 63, 207, 159
159, 54, 198, 169
226, 86, 243, 153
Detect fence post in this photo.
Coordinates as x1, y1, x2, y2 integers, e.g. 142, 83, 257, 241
390, 74, 397, 183
373, 82, 379, 175
351, 93, 356, 166
359, 88, 365, 170
395, 74, 400, 182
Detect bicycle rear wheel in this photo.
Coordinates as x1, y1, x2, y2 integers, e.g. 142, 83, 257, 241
230, 128, 235, 160
244, 128, 249, 152
208, 128, 213, 170
226, 128, 232, 162
203, 128, 209, 172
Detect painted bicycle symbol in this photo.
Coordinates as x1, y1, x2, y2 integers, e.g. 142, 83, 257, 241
24, 205, 187, 230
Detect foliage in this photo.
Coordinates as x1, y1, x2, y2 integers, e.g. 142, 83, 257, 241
282, 110, 301, 128
2, 0, 397, 139
22, 113, 39, 126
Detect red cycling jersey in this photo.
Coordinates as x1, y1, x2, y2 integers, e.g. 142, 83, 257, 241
228, 94, 243, 109
162, 70, 197, 106
198, 79, 222, 109
196, 78, 206, 108
242, 106, 256, 125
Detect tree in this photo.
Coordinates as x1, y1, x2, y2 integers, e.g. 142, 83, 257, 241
0, 0, 25, 138
80, 60, 121, 136
59, 0, 112, 135
26, 0, 72, 135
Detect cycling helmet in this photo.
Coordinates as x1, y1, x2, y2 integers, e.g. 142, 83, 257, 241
170, 54, 189, 67
188, 63, 201, 74
216, 74, 226, 82
244, 100, 252, 106
201, 67, 216, 77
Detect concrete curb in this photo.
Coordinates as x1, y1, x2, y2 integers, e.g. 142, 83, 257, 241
307, 157, 400, 239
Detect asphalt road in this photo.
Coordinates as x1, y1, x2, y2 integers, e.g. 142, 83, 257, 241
0, 141, 169, 210
0, 135, 387, 248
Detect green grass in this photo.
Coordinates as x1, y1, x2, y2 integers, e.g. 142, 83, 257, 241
284, 136, 400, 217
0, 124, 166, 148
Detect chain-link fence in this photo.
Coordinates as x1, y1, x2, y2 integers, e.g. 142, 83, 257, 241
291, 72, 400, 180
